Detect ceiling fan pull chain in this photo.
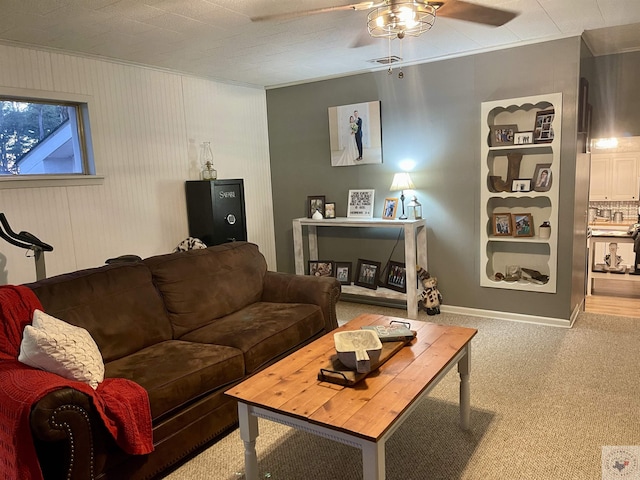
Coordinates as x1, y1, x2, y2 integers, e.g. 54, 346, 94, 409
387, 36, 393, 74
398, 39, 404, 79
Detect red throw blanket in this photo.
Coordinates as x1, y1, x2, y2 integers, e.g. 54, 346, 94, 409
0, 285, 154, 480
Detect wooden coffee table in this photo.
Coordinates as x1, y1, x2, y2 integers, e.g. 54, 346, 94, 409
225, 314, 477, 480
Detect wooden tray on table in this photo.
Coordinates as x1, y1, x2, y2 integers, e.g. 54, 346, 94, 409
317, 333, 415, 387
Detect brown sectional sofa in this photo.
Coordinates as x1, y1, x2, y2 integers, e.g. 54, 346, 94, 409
24, 241, 341, 479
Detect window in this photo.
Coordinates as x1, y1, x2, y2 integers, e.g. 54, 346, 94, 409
0, 96, 94, 177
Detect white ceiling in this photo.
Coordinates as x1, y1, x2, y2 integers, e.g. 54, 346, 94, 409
1, 0, 640, 88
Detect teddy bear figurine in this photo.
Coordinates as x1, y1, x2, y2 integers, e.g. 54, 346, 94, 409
417, 265, 442, 315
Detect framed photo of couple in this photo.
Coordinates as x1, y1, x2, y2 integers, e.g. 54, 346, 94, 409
328, 101, 382, 167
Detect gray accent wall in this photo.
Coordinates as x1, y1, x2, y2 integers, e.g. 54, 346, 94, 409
267, 37, 583, 321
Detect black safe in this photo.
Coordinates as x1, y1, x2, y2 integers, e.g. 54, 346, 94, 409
185, 179, 247, 246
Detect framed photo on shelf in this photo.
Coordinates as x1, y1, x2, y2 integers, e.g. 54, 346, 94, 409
334, 261, 352, 285
511, 179, 531, 192
307, 196, 325, 218
385, 261, 406, 293
347, 189, 375, 218
490, 124, 518, 147
354, 259, 381, 290
533, 109, 554, 143
514, 131, 533, 145
513, 213, 534, 237
325, 202, 336, 219
532, 163, 552, 192
492, 213, 512, 236
308, 260, 334, 277
382, 197, 399, 220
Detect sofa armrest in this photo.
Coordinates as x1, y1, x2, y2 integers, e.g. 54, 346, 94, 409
262, 271, 341, 332
30, 387, 97, 480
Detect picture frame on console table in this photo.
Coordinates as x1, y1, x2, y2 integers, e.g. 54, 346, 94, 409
347, 189, 375, 218
307, 196, 326, 218
385, 261, 407, 293
308, 260, 334, 277
334, 262, 352, 285
382, 197, 398, 220
354, 259, 381, 290
324, 202, 336, 219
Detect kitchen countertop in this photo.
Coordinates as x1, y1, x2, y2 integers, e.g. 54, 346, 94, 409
588, 222, 638, 237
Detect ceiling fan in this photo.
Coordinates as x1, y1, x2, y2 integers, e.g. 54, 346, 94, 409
251, 0, 519, 34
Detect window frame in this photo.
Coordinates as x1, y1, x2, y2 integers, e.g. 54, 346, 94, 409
0, 87, 103, 189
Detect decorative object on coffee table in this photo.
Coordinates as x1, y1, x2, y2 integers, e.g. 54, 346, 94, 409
334, 330, 382, 374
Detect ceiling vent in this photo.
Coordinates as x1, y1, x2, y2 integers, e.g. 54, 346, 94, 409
369, 55, 402, 65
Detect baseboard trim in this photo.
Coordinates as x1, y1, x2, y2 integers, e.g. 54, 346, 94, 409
440, 304, 573, 328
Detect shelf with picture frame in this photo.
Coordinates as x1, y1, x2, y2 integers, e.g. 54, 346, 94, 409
291, 216, 427, 319
480, 93, 562, 293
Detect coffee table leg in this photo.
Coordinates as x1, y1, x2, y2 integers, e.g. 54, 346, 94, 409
238, 402, 259, 480
458, 345, 471, 430
362, 440, 385, 479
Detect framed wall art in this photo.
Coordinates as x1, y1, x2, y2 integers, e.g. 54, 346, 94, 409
513, 213, 534, 237
328, 101, 382, 167
532, 164, 552, 192
308, 260, 334, 277
334, 261, 352, 285
347, 189, 375, 218
385, 261, 406, 293
490, 124, 517, 147
307, 195, 325, 218
354, 259, 381, 290
382, 197, 398, 220
492, 213, 512, 236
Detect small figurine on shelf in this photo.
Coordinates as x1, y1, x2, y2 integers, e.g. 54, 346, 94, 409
200, 142, 217, 180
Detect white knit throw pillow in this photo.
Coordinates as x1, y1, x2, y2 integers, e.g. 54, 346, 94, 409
18, 309, 105, 389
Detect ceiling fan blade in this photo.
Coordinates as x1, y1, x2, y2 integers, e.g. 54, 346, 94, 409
250, 2, 379, 22
434, 0, 518, 27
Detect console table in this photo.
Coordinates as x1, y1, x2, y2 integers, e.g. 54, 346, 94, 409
292, 217, 428, 319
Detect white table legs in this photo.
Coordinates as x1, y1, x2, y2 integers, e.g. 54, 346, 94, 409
458, 344, 471, 430
238, 402, 259, 480
362, 440, 386, 480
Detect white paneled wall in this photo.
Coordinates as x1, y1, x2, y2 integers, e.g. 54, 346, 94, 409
0, 44, 275, 285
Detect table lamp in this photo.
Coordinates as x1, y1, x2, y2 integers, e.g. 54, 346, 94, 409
390, 172, 415, 220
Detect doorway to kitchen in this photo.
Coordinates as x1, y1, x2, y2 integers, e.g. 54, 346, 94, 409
586, 137, 640, 318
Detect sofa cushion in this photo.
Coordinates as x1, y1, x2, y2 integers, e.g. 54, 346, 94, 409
18, 309, 105, 389
179, 302, 324, 374
27, 263, 173, 363
144, 242, 267, 337
105, 340, 245, 419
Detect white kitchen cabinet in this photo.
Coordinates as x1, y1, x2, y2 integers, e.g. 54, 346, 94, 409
589, 153, 639, 201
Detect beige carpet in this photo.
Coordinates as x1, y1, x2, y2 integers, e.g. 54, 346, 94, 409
162, 302, 640, 480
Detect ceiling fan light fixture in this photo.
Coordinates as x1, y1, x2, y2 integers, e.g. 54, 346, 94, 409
367, 1, 436, 39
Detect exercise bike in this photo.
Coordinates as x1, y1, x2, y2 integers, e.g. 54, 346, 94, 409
0, 213, 53, 281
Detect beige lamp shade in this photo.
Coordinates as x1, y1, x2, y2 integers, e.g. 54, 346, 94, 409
390, 172, 415, 192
